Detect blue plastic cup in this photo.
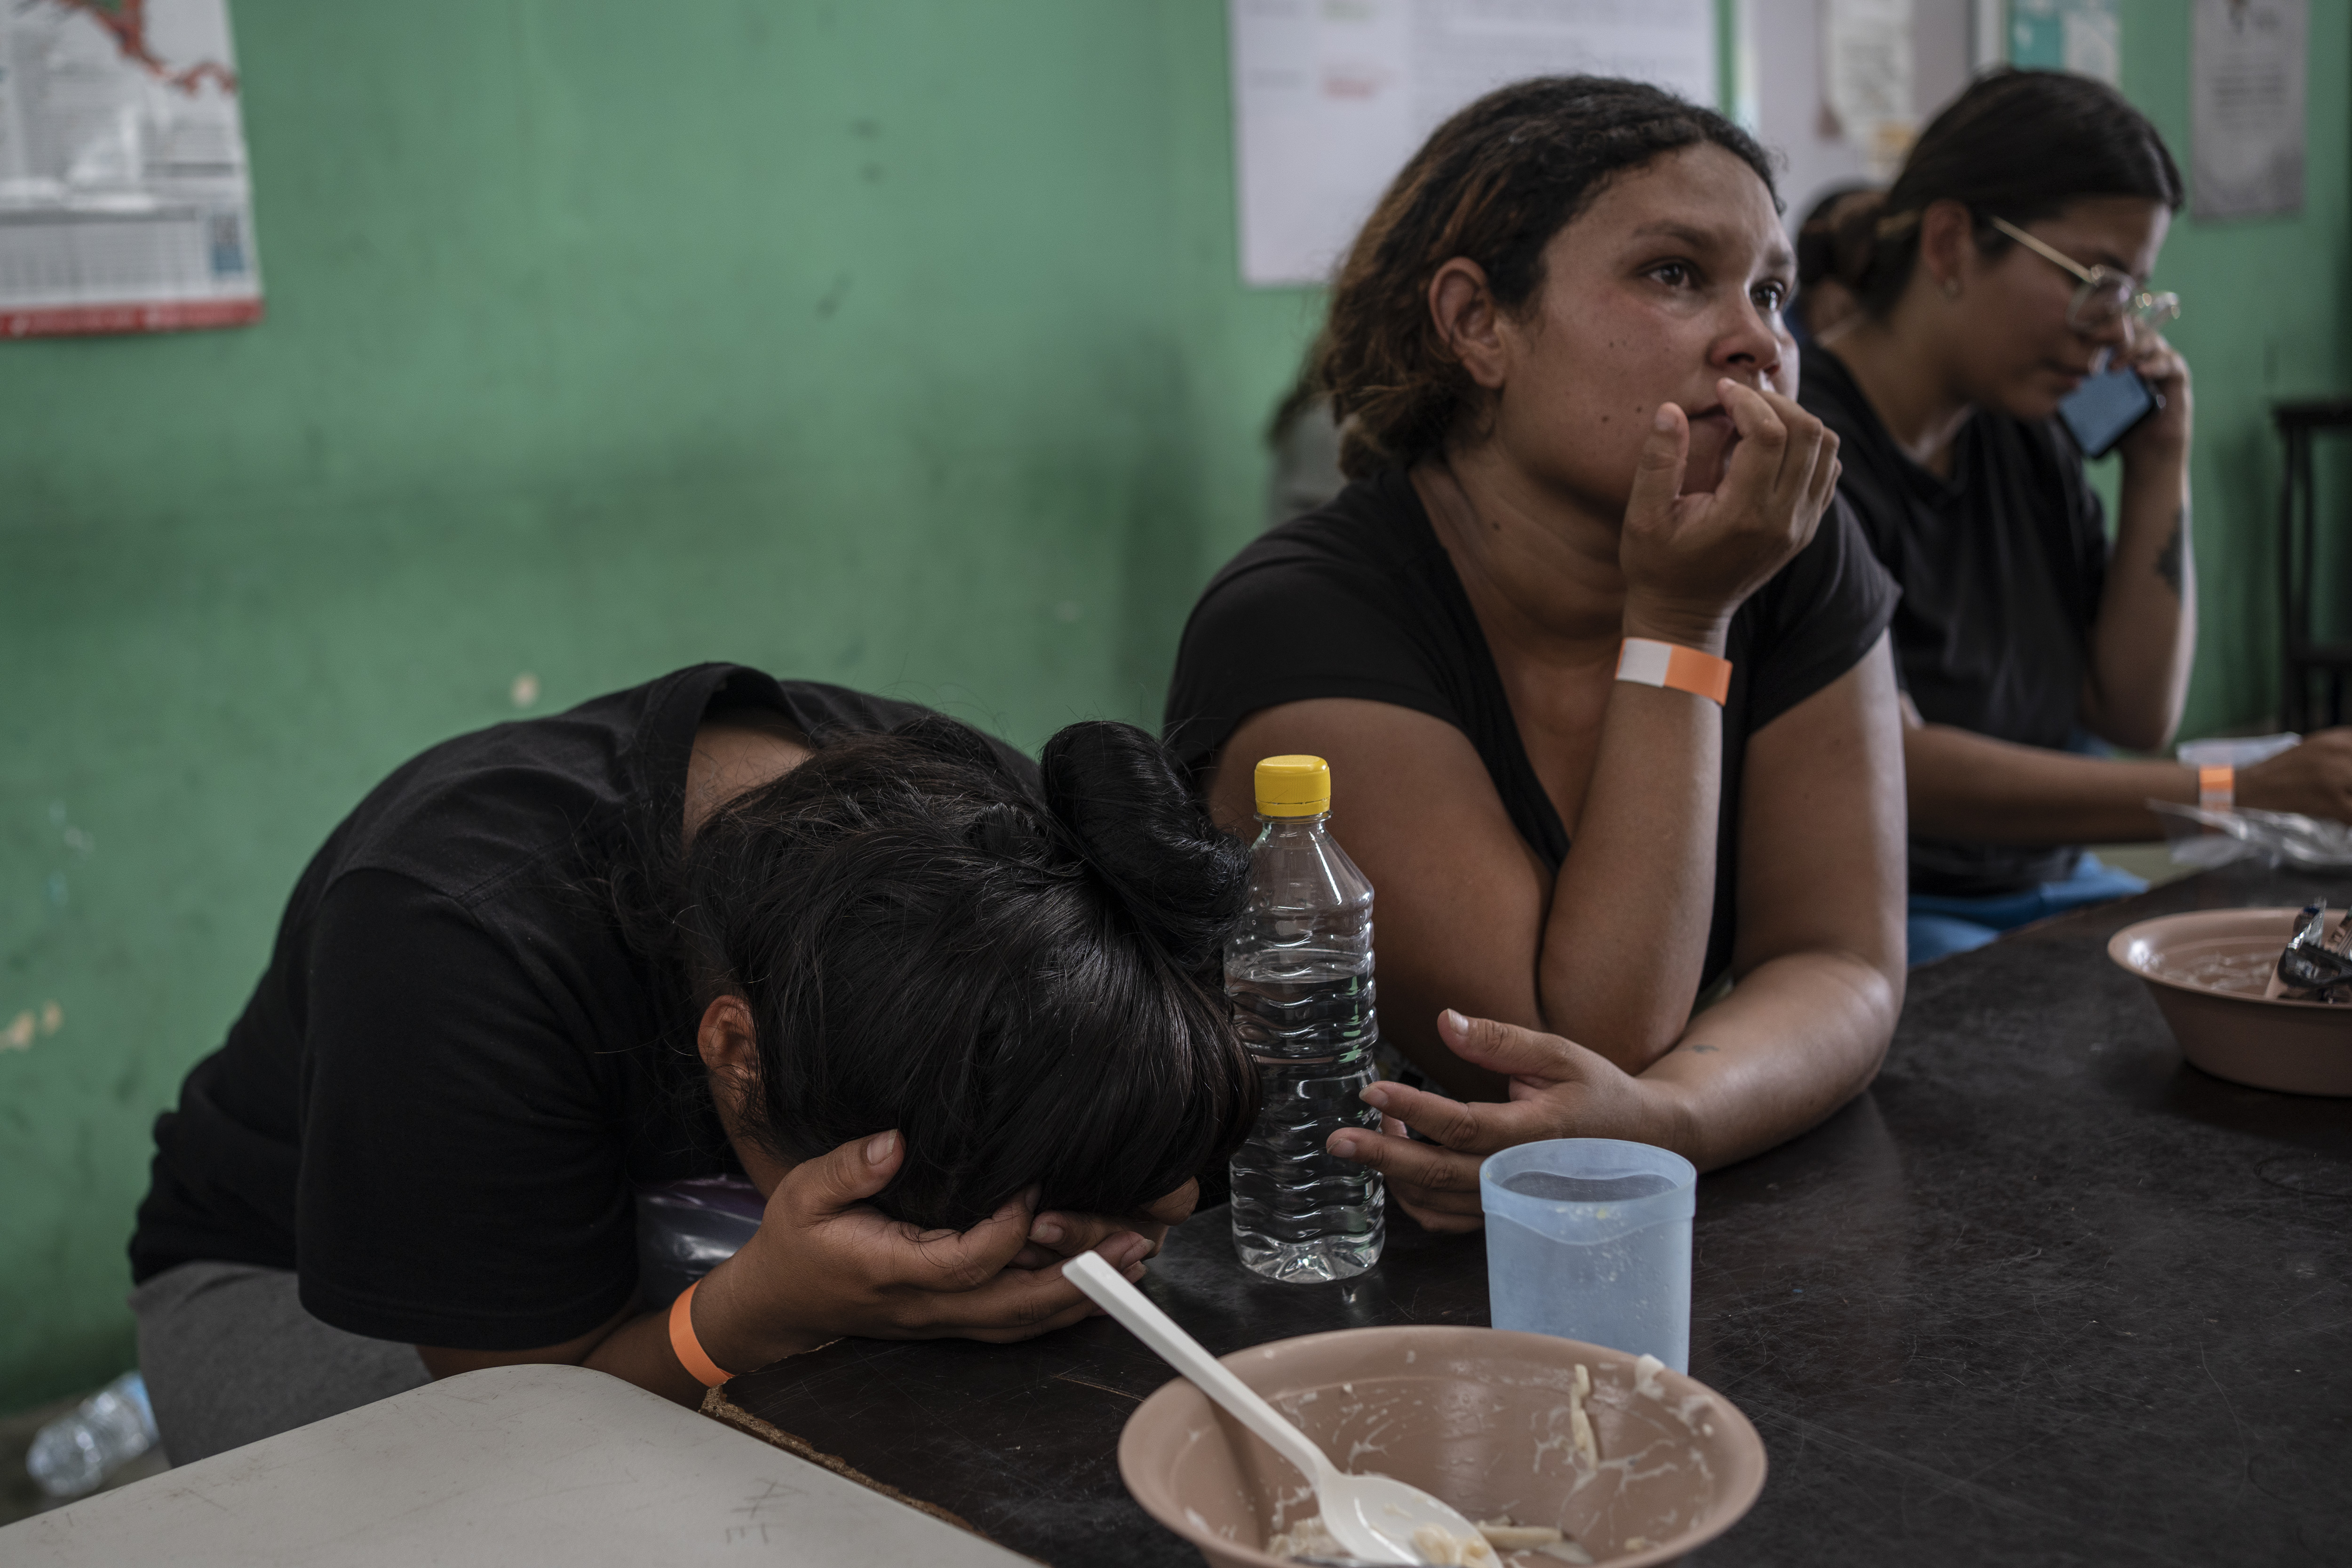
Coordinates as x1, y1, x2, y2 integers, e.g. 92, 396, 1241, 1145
1480, 1138, 1697, 1372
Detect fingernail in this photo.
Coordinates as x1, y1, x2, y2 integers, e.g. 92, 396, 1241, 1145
1331, 1134, 1361, 1159
1652, 405, 1675, 431
1124, 1262, 1147, 1282
1361, 1083, 1389, 1108
865, 1130, 897, 1165
1441, 1008, 1469, 1035
1030, 1218, 1065, 1245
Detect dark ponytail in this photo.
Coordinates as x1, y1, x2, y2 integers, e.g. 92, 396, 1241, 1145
1041, 721, 1251, 974
1853, 69, 2183, 315
664, 714, 1255, 1231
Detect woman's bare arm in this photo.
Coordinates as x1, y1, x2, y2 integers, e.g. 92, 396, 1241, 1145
1646, 633, 1906, 1168
1325, 643, 1906, 1221
1903, 702, 2198, 844
1207, 698, 1554, 1100
1208, 670, 1730, 1080
2079, 337, 2194, 752
1208, 638, 1903, 1128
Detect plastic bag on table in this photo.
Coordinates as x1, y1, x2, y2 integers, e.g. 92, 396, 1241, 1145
2175, 732, 2302, 771
2151, 799, 2352, 870
636, 1175, 763, 1308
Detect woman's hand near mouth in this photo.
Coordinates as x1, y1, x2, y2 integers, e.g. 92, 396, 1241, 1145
1618, 377, 1842, 651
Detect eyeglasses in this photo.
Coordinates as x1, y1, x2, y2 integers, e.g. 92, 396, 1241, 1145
1987, 215, 2181, 337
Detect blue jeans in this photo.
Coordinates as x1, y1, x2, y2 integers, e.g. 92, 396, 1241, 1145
1907, 854, 2147, 966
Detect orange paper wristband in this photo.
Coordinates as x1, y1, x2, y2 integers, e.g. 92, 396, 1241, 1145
2198, 764, 2234, 812
1617, 637, 1732, 706
668, 1279, 735, 1388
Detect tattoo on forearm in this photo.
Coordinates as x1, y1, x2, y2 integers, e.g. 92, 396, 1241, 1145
2153, 506, 2188, 597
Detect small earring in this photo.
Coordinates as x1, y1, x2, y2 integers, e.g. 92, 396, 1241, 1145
1941, 278, 1961, 300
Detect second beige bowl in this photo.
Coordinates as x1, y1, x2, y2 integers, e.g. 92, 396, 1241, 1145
1116, 1324, 1766, 1568
2108, 907, 2352, 1095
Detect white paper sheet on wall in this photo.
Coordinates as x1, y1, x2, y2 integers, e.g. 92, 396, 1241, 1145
0, 0, 261, 337
1820, 0, 1914, 180
1229, 0, 1718, 287
2190, 0, 2305, 222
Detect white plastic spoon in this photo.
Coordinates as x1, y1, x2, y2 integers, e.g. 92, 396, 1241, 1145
1065, 1250, 1485, 1567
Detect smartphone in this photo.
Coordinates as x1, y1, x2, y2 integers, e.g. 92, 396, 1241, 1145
2059, 366, 2161, 458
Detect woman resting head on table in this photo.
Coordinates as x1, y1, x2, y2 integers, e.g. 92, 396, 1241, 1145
1799, 70, 2352, 963
128, 666, 1255, 1462
1165, 76, 1908, 1228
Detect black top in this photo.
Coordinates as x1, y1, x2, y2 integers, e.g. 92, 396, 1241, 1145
1800, 350, 2110, 897
1163, 470, 1899, 989
130, 665, 1038, 1351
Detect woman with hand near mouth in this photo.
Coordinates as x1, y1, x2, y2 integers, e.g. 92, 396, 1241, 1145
1799, 71, 2344, 963
1164, 78, 1907, 1228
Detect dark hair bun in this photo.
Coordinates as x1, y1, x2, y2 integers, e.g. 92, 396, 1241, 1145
1040, 721, 1249, 972
1795, 185, 1883, 292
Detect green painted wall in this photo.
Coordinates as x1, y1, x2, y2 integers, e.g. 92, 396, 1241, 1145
2102, 0, 2352, 736
0, 0, 1314, 1414
1, 0, 2344, 1417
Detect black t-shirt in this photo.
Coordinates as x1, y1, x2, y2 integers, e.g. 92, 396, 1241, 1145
1800, 350, 2110, 897
129, 664, 1039, 1350
1163, 469, 1899, 990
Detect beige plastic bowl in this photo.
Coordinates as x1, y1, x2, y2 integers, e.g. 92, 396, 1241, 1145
1115, 1325, 1766, 1568
2108, 907, 2352, 1095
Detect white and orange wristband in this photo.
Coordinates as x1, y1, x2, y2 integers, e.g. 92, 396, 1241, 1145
2198, 764, 2233, 813
1616, 637, 1732, 707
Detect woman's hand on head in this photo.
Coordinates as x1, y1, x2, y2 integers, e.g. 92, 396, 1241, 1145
1011, 1180, 1200, 1270
1325, 1011, 1683, 1233
1619, 380, 1840, 651
2115, 330, 2192, 462
692, 1130, 1152, 1371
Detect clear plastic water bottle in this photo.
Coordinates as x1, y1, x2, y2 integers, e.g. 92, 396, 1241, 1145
1227, 754, 1385, 1282
26, 1370, 159, 1500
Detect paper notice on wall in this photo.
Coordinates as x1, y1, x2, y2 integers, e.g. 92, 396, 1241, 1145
1229, 0, 1717, 287
1820, 0, 1914, 179
2190, 0, 2305, 223
2006, 0, 2120, 86
0, 0, 261, 337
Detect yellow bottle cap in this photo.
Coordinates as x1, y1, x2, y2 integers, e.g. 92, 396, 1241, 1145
1254, 755, 1331, 818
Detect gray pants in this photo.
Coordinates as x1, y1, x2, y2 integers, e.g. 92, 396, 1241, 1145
130, 1262, 431, 1465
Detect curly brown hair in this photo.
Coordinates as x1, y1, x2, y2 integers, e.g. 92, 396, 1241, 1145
1315, 76, 1776, 480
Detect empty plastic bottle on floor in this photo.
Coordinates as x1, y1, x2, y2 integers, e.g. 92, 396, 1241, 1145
26, 1371, 158, 1500
1227, 754, 1385, 1282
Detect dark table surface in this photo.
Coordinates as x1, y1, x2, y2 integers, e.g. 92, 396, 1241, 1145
719, 865, 2352, 1567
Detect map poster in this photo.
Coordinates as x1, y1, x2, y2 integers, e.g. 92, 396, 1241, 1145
1229, 0, 1718, 288
0, 0, 260, 338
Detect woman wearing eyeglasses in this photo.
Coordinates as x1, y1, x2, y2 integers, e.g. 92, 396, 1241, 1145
1803, 70, 2352, 963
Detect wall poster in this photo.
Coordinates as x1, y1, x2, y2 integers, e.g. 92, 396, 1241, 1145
2190, 0, 2306, 222
0, 0, 260, 338
1228, 0, 1718, 287
1820, 0, 1915, 180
